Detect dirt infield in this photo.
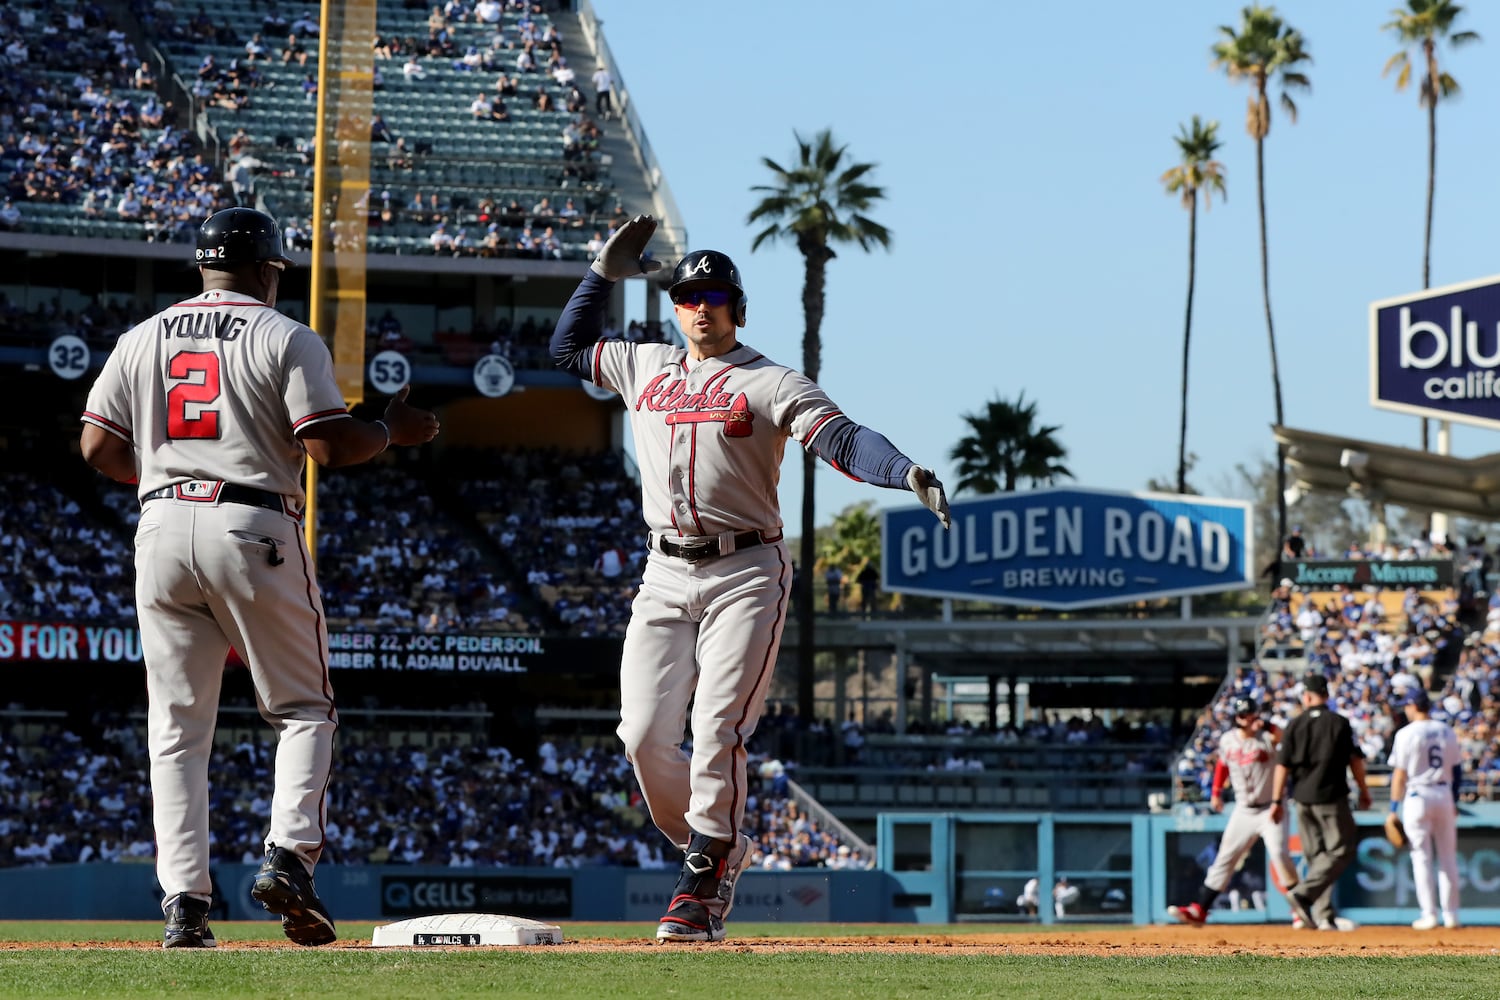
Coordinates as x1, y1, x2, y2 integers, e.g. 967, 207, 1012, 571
8, 925, 1500, 956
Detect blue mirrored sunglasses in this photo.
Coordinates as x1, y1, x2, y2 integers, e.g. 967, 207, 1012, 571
673, 289, 731, 308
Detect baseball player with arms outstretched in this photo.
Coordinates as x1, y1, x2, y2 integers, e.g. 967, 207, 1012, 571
1389, 687, 1463, 930
1168, 698, 1300, 925
550, 215, 950, 942
79, 208, 440, 948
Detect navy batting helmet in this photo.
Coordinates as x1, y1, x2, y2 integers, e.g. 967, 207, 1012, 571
668, 249, 747, 327
195, 208, 295, 270
1232, 697, 1258, 719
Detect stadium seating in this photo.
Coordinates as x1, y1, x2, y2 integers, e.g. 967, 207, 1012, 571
0, 713, 871, 871
1172, 566, 1479, 804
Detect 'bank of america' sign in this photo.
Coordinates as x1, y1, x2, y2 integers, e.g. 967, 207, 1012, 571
881, 487, 1254, 610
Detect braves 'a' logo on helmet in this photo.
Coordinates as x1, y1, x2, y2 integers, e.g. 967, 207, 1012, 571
668, 250, 748, 327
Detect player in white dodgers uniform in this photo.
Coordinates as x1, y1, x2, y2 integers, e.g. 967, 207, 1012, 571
80, 208, 440, 947
1388, 687, 1463, 930
550, 216, 951, 942
1168, 698, 1300, 925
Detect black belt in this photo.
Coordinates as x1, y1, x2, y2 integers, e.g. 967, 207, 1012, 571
656, 530, 776, 564
142, 483, 285, 513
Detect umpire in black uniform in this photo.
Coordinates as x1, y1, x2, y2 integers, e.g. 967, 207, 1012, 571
1269, 672, 1372, 930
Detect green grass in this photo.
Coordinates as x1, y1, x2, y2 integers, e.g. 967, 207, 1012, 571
0, 924, 1491, 999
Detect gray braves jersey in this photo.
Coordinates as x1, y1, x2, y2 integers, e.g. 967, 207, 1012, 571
81, 289, 349, 504
589, 341, 842, 535
1389, 719, 1461, 789
1218, 727, 1278, 805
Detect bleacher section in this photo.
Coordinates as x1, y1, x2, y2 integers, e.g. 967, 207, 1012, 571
132, 0, 620, 256
0, 0, 631, 253
0, 0, 214, 240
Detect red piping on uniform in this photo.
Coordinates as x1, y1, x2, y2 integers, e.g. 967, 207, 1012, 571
727, 544, 789, 835
81, 412, 131, 438
292, 408, 350, 431
804, 412, 842, 445
593, 341, 607, 387
169, 301, 277, 309
294, 522, 337, 859
827, 458, 863, 484
686, 428, 705, 533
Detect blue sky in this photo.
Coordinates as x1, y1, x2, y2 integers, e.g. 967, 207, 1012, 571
590, 0, 1500, 528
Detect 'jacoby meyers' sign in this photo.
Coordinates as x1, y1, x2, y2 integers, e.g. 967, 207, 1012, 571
1283, 560, 1452, 590
881, 487, 1254, 610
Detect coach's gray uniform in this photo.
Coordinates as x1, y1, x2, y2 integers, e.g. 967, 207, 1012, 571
81, 288, 346, 905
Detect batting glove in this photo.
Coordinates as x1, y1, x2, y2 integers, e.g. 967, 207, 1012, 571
591, 214, 663, 281
907, 466, 951, 529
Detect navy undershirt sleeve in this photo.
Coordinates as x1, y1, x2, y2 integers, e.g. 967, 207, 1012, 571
549, 270, 613, 378
809, 419, 915, 490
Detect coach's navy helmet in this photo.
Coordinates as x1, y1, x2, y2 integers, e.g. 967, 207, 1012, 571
668, 249, 747, 327
195, 207, 295, 270
1232, 697, 1258, 719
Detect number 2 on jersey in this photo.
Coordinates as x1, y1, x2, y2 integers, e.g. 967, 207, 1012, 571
167, 351, 222, 439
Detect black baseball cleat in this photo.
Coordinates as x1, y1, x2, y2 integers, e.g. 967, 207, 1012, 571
251, 845, 337, 946
656, 894, 726, 943
655, 831, 739, 943
162, 893, 217, 948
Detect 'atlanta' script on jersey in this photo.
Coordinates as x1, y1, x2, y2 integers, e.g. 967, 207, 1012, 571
636, 371, 754, 437
880, 486, 1254, 609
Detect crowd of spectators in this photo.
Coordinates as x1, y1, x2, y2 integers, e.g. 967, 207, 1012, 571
0, 0, 619, 254
358, 3, 618, 258
0, 1, 224, 239
314, 461, 543, 633
0, 292, 137, 349
0, 470, 136, 623
454, 448, 643, 638
1174, 567, 1488, 803
0, 714, 873, 873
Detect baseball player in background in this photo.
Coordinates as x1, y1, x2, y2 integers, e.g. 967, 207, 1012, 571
1389, 687, 1463, 930
1016, 877, 1040, 916
1052, 877, 1081, 918
1168, 698, 1299, 925
80, 208, 440, 948
550, 215, 950, 942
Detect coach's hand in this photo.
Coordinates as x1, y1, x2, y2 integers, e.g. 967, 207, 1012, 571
384, 385, 440, 446
591, 214, 663, 281
907, 466, 951, 529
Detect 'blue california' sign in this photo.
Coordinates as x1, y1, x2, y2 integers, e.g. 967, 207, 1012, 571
881, 487, 1254, 610
1369, 273, 1500, 429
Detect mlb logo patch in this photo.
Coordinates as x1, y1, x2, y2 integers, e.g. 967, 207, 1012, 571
197, 247, 223, 261
178, 481, 219, 499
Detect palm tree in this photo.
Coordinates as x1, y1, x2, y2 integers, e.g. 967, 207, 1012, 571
748, 128, 892, 724
1160, 117, 1227, 497
1383, 0, 1480, 452
948, 392, 1073, 495
1212, 3, 1311, 554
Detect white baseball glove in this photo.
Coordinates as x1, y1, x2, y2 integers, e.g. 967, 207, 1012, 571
907, 466, 951, 529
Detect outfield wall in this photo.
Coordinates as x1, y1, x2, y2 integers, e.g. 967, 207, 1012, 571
7, 805, 1500, 925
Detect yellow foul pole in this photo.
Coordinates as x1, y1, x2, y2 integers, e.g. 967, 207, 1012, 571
304, 0, 376, 562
